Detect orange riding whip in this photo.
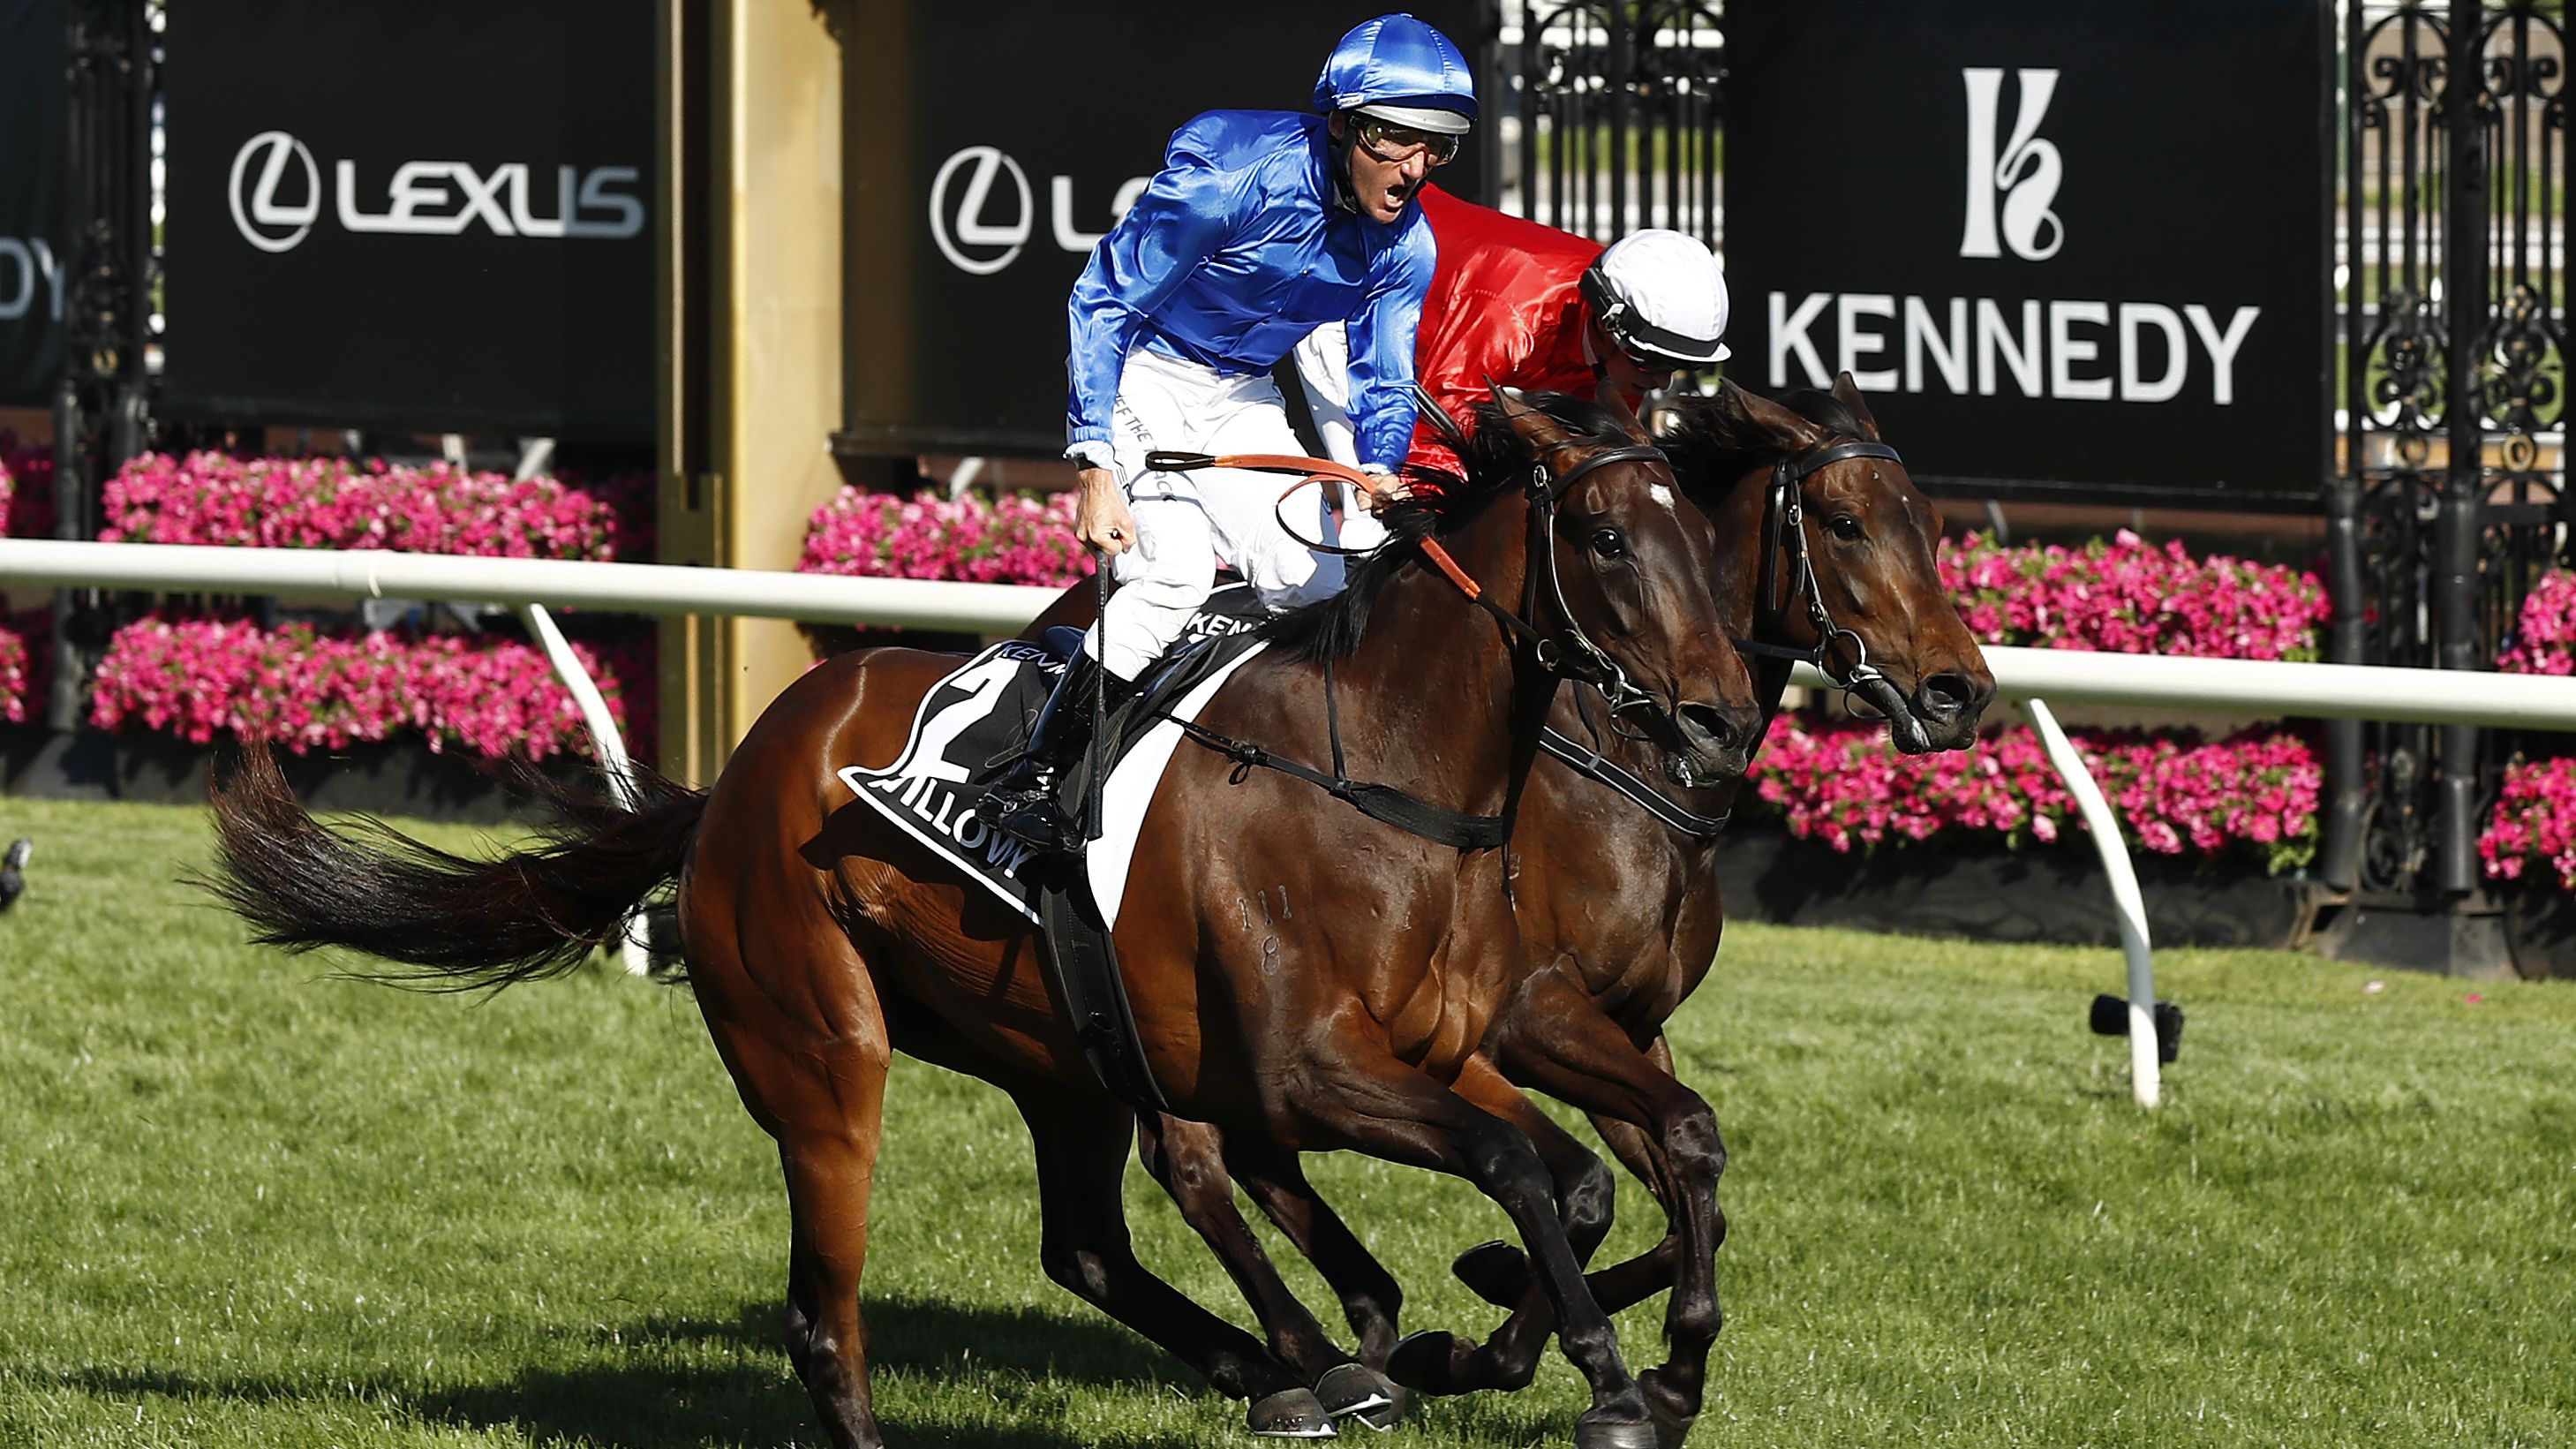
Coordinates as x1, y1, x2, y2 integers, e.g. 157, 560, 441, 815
1141, 450, 1485, 600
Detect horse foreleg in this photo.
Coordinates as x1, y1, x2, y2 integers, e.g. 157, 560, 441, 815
1018, 1093, 1331, 1438
1480, 995, 1727, 1449
1219, 1129, 1406, 1369
1134, 1113, 1398, 1423
1292, 1039, 1652, 1449
1384, 1051, 1619, 1398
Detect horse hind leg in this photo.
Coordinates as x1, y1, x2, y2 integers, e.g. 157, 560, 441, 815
684, 891, 891, 1447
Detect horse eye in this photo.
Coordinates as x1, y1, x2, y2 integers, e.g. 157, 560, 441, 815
1589, 527, 1628, 559
1827, 514, 1864, 541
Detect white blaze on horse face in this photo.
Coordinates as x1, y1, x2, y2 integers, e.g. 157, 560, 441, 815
1649, 482, 1676, 510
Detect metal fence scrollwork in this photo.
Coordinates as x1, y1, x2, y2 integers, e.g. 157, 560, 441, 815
2335, 0, 2568, 906
1504, 0, 1723, 247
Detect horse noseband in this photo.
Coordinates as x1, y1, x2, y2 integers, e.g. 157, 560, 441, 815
1736, 437, 1905, 697
1521, 443, 1675, 719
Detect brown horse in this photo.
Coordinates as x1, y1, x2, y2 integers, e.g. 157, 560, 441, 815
206, 390, 1766, 1449
1040, 375, 1995, 1445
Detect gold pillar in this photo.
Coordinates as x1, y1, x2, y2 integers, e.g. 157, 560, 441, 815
656, 0, 847, 784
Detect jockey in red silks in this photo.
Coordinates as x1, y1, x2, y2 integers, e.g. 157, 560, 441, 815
1294, 187, 1731, 540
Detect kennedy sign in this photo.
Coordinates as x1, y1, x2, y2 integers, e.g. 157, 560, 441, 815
845, 1, 1488, 457
1727, 0, 2328, 501
163, 0, 652, 438
0, 0, 64, 407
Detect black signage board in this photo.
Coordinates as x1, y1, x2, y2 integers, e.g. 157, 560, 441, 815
844, 1, 1492, 458
162, 1, 652, 440
1727, 0, 2329, 505
0, 0, 64, 407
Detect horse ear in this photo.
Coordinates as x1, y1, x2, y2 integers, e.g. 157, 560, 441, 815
1829, 371, 1885, 440
1718, 380, 1828, 453
1597, 388, 1651, 443
1493, 381, 1576, 449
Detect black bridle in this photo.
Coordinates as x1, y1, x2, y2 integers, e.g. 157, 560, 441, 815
1732, 437, 1906, 706
1505, 438, 1678, 721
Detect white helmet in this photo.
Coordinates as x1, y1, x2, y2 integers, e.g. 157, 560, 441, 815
1579, 230, 1731, 366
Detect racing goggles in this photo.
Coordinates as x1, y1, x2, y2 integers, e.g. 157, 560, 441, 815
1352, 115, 1462, 167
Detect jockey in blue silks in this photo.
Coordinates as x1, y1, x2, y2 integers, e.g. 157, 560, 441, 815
982, 12, 1476, 853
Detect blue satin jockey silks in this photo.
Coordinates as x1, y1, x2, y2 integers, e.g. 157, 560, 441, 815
1064, 110, 1435, 472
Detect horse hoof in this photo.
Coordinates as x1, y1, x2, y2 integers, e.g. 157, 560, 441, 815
1247, 1386, 1337, 1438
1383, 1329, 1475, 1397
1314, 1363, 1398, 1425
1639, 1367, 1699, 1448
1571, 1414, 1660, 1449
1450, 1239, 1532, 1307
1350, 1385, 1408, 1433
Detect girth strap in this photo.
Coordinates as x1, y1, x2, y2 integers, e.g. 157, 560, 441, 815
1537, 727, 1731, 838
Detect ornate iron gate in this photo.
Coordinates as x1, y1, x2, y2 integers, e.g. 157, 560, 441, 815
1502, 0, 1724, 247
2331, 0, 2568, 904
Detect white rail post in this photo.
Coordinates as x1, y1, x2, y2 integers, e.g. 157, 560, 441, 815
2024, 698, 2160, 1108
517, 603, 652, 977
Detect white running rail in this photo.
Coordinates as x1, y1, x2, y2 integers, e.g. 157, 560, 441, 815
19, 537, 2576, 1104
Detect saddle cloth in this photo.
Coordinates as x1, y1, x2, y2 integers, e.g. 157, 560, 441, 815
836, 585, 1269, 929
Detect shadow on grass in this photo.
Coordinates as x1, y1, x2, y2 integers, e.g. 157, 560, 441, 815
612, 1294, 1187, 1390
56, 1294, 1210, 1449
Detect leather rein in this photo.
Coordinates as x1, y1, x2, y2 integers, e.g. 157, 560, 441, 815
1138, 440, 1686, 849
1143, 442, 1677, 719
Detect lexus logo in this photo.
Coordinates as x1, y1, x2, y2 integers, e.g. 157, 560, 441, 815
927, 145, 1151, 275
230, 130, 321, 254
1959, 68, 2063, 262
930, 146, 1033, 275
225, 130, 645, 253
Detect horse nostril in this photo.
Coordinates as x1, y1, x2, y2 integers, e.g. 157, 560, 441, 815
1676, 702, 1741, 755
1917, 672, 1980, 721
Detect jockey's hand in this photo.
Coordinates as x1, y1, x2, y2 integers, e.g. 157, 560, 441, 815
1360, 469, 1412, 516
1074, 467, 1137, 556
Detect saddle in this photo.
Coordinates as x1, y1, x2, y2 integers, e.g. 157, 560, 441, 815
834, 585, 1269, 1111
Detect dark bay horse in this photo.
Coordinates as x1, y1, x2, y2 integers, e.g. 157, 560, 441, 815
207, 390, 1766, 1449
1047, 375, 1995, 1445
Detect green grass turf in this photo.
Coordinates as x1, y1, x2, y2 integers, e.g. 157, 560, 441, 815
1, 794, 2572, 1447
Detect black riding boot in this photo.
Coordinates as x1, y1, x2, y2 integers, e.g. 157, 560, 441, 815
975, 653, 1130, 853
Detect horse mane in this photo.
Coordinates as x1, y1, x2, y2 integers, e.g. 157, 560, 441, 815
1656, 385, 1867, 493
1261, 389, 1632, 664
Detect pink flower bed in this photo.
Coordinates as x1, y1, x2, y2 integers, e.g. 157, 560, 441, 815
799, 487, 1093, 587
2483, 757, 2576, 890
0, 430, 53, 539
2499, 568, 2576, 675
1940, 528, 2328, 660
88, 614, 652, 762
0, 616, 29, 724
1752, 717, 2323, 874
100, 452, 652, 561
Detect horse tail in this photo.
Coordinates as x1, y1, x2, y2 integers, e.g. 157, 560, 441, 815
204, 743, 708, 992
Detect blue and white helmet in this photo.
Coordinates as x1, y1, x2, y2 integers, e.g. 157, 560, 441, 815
1314, 13, 1477, 136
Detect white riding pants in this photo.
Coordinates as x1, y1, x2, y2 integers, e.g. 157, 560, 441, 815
1289, 320, 1390, 555
1093, 347, 1352, 681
